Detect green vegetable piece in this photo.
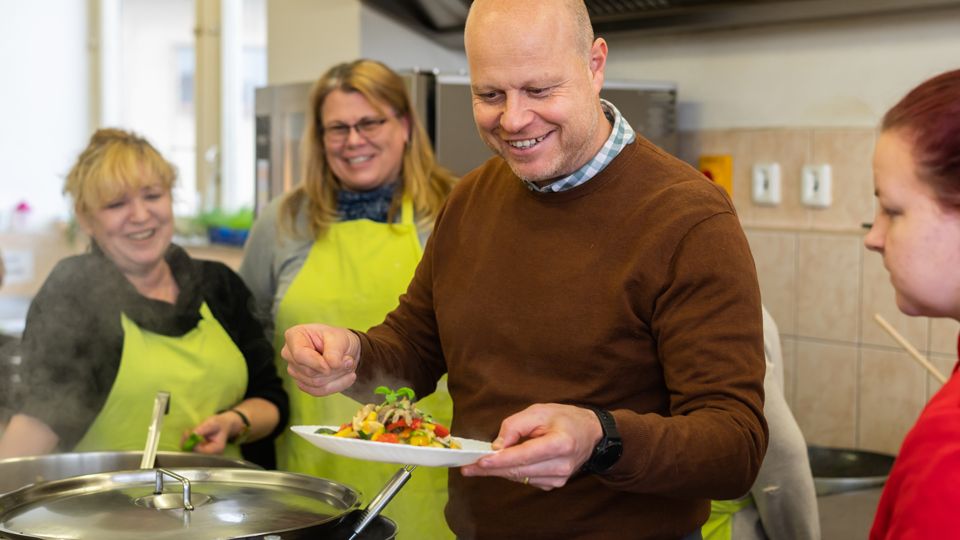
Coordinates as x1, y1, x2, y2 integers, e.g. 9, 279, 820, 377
315, 427, 338, 435
182, 432, 204, 452
374, 386, 396, 403
373, 386, 417, 405
396, 387, 416, 401
373, 386, 416, 403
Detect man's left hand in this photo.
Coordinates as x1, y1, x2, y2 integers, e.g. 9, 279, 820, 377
460, 403, 603, 490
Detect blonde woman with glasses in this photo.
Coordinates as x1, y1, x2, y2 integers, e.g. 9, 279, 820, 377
239, 59, 457, 538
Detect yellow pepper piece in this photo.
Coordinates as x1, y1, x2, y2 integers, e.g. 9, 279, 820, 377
361, 420, 385, 435
422, 423, 436, 431
335, 427, 358, 438
365, 411, 378, 422
409, 435, 430, 447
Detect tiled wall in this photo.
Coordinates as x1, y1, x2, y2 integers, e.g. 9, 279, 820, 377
680, 128, 959, 455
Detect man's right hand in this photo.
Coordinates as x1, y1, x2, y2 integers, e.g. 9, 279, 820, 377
281, 324, 360, 396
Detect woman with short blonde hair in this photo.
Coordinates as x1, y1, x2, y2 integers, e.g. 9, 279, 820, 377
0, 128, 287, 466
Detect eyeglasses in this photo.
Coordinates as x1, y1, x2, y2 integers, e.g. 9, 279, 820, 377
321, 117, 390, 143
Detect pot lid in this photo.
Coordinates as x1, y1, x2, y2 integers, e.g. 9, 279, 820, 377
0, 468, 361, 540
0, 450, 262, 496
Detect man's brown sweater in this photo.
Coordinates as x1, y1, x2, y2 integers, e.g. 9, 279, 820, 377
357, 136, 768, 539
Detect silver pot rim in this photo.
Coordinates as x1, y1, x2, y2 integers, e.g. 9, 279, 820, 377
0, 450, 262, 495
0, 467, 363, 540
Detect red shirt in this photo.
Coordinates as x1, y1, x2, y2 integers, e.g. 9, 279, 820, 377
870, 335, 960, 539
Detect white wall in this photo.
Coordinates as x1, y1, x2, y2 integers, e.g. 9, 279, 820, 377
0, 1, 89, 229
269, 4, 959, 130
266, 2, 468, 86
266, 0, 361, 85
602, 8, 960, 130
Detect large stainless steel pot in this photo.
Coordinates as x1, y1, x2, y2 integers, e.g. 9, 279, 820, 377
0, 466, 404, 539
0, 451, 261, 495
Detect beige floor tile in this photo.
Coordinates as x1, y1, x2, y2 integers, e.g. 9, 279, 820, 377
860, 245, 926, 349
745, 229, 797, 335
797, 234, 860, 343
794, 340, 857, 448
858, 347, 925, 455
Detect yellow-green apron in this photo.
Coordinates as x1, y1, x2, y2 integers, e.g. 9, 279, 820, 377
274, 196, 454, 539
74, 302, 247, 458
702, 495, 755, 540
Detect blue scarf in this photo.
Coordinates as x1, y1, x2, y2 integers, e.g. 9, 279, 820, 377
336, 182, 398, 223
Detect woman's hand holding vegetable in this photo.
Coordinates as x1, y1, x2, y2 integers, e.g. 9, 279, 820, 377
281, 323, 361, 396
460, 403, 602, 491
181, 411, 237, 454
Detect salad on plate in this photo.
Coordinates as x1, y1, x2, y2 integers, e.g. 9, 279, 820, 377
315, 386, 461, 449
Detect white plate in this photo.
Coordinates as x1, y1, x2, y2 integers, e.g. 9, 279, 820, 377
291, 425, 496, 467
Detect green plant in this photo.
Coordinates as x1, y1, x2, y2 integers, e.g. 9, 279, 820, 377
197, 207, 254, 230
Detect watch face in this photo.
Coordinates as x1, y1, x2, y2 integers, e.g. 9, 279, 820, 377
583, 407, 623, 473
591, 439, 623, 472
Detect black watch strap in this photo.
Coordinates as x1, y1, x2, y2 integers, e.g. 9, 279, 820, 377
581, 407, 623, 474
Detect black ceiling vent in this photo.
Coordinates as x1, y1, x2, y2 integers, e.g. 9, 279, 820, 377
362, 0, 960, 49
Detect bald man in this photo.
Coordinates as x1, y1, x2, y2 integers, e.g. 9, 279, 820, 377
281, 1, 767, 538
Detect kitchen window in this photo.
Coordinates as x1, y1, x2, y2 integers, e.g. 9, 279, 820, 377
97, 0, 266, 217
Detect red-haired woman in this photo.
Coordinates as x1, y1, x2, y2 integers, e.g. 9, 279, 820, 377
864, 68, 960, 539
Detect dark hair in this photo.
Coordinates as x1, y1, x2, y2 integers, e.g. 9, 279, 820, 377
882, 69, 960, 207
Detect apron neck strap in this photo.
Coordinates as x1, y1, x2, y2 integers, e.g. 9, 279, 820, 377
401, 195, 414, 226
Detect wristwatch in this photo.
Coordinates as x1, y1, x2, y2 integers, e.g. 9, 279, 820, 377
581, 407, 623, 474
223, 408, 251, 444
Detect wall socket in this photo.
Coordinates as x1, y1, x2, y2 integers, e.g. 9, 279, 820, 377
801, 164, 832, 208
1, 249, 34, 285
752, 163, 782, 205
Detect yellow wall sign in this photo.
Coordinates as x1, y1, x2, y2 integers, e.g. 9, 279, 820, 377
698, 155, 733, 198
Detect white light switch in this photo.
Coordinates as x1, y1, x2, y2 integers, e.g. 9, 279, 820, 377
801, 164, 832, 208
752, 163, 782, 206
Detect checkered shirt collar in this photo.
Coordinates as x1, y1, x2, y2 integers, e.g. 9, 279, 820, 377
523, 99, 636, 193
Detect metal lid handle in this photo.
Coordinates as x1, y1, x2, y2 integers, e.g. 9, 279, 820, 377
155, 468, 195, 511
